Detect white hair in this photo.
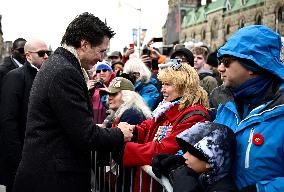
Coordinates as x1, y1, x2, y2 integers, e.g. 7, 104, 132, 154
114, 90, 152, 120
123, 58, 152, 83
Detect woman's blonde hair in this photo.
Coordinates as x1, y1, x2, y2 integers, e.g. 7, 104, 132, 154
158, 63, 209, 110
114, 90, 152, 120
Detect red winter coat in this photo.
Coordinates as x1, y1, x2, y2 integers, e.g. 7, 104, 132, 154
122, 104, 209, 192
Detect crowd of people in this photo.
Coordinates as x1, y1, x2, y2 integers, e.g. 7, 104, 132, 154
0, 12, 283, 192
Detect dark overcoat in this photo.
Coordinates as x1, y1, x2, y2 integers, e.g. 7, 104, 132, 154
0, 56, 20, 88
0, 61, 37, 187
13, 47, 124, 192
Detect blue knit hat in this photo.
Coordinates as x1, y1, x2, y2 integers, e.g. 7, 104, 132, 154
95, 61, 112, 71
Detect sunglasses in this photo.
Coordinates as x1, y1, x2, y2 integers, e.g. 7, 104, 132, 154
16, 48, 25, 54
96, 69, 109, 73
219, 57, 237, 68
29, 50, 51, 57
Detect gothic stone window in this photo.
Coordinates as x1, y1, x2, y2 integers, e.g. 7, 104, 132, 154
239, 18, 245, 29
211, 19, 218, 40
226, 24, 230, 35
201, 29, 206, 40
240, 0, 247, 6
226, 2, 231, 11
255, 13, 262, 25
277, 6, 283, 22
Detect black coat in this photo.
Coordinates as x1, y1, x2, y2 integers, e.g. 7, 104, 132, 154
13, 47, 124, 192
0, 56, 20, 87
170, 165, 237, 192
0, 61, 37, 187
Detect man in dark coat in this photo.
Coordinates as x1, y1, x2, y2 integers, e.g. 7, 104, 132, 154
0, 39, 50, 192
12, 12, 133, 192
0, 38, 26, 86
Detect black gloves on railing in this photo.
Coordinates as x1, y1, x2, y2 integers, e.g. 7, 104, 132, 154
152, 154, 202, 192
152, 154, 185, 178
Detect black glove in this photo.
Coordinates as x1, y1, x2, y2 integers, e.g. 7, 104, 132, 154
152, 154, 185, 178
240, 185, 257, 192
169, 165, 201, 192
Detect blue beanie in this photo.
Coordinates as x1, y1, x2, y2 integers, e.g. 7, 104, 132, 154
95, 61, 112, 71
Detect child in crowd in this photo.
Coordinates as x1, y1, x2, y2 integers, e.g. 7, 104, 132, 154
152, 121, 237, 192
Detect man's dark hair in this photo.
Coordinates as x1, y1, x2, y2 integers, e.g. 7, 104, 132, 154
12, 38, 26, 49
61, 12, 115, 48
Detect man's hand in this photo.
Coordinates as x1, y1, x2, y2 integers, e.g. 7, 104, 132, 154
87, 80, 96, 90
149, 47, 160, 60
140, 55, 152, 64
117, 122, 134, 142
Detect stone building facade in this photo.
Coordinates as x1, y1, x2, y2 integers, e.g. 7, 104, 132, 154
163, 0, 284, 51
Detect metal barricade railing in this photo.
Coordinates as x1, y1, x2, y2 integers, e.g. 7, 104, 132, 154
141, 165, 173, 192
92, 151, 173, 192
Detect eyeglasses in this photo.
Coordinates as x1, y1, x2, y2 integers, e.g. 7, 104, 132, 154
219, 57, 237, 68
96, 69, 109, 73
29, 50, 51, 57
130, 72, 140, 77
16, 48, 25, 54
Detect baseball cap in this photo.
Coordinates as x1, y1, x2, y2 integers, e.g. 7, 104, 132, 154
100, 77, 134, 94
108, 51, 122, 58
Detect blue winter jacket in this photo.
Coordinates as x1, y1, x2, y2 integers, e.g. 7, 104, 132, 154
214, 83, 284, 192
134, 78, 160, 111
215, 25, 284, 192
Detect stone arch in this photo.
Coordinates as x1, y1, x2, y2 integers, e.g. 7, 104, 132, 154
255, 12, 263, 25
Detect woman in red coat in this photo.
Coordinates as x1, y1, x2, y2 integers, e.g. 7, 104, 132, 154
117, 61, 210, 192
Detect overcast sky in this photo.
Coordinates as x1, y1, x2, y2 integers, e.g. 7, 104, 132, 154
0, 0, 168, 52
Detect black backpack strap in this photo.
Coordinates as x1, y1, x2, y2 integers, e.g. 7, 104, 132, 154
178, 110, 211, 124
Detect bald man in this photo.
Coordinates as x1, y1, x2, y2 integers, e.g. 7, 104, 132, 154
0, 39, 50, 192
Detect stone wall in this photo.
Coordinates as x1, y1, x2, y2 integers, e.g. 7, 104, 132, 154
164, 0, 284, 51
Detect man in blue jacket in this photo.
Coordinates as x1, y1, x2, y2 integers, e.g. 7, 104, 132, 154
211, 25, 284, 192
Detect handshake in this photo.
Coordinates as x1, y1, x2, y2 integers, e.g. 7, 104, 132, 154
117, 122, 135, 142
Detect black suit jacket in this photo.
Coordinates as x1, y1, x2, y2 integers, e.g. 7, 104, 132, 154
0, 61, 37, 186
13, 47, 124, 192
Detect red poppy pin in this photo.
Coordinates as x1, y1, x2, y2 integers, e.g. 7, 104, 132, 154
252, 133, 264, 146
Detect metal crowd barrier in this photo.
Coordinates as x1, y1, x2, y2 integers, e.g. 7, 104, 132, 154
91, 151, 173, 192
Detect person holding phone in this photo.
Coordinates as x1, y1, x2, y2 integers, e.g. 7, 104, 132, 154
121, 44, 135, 64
